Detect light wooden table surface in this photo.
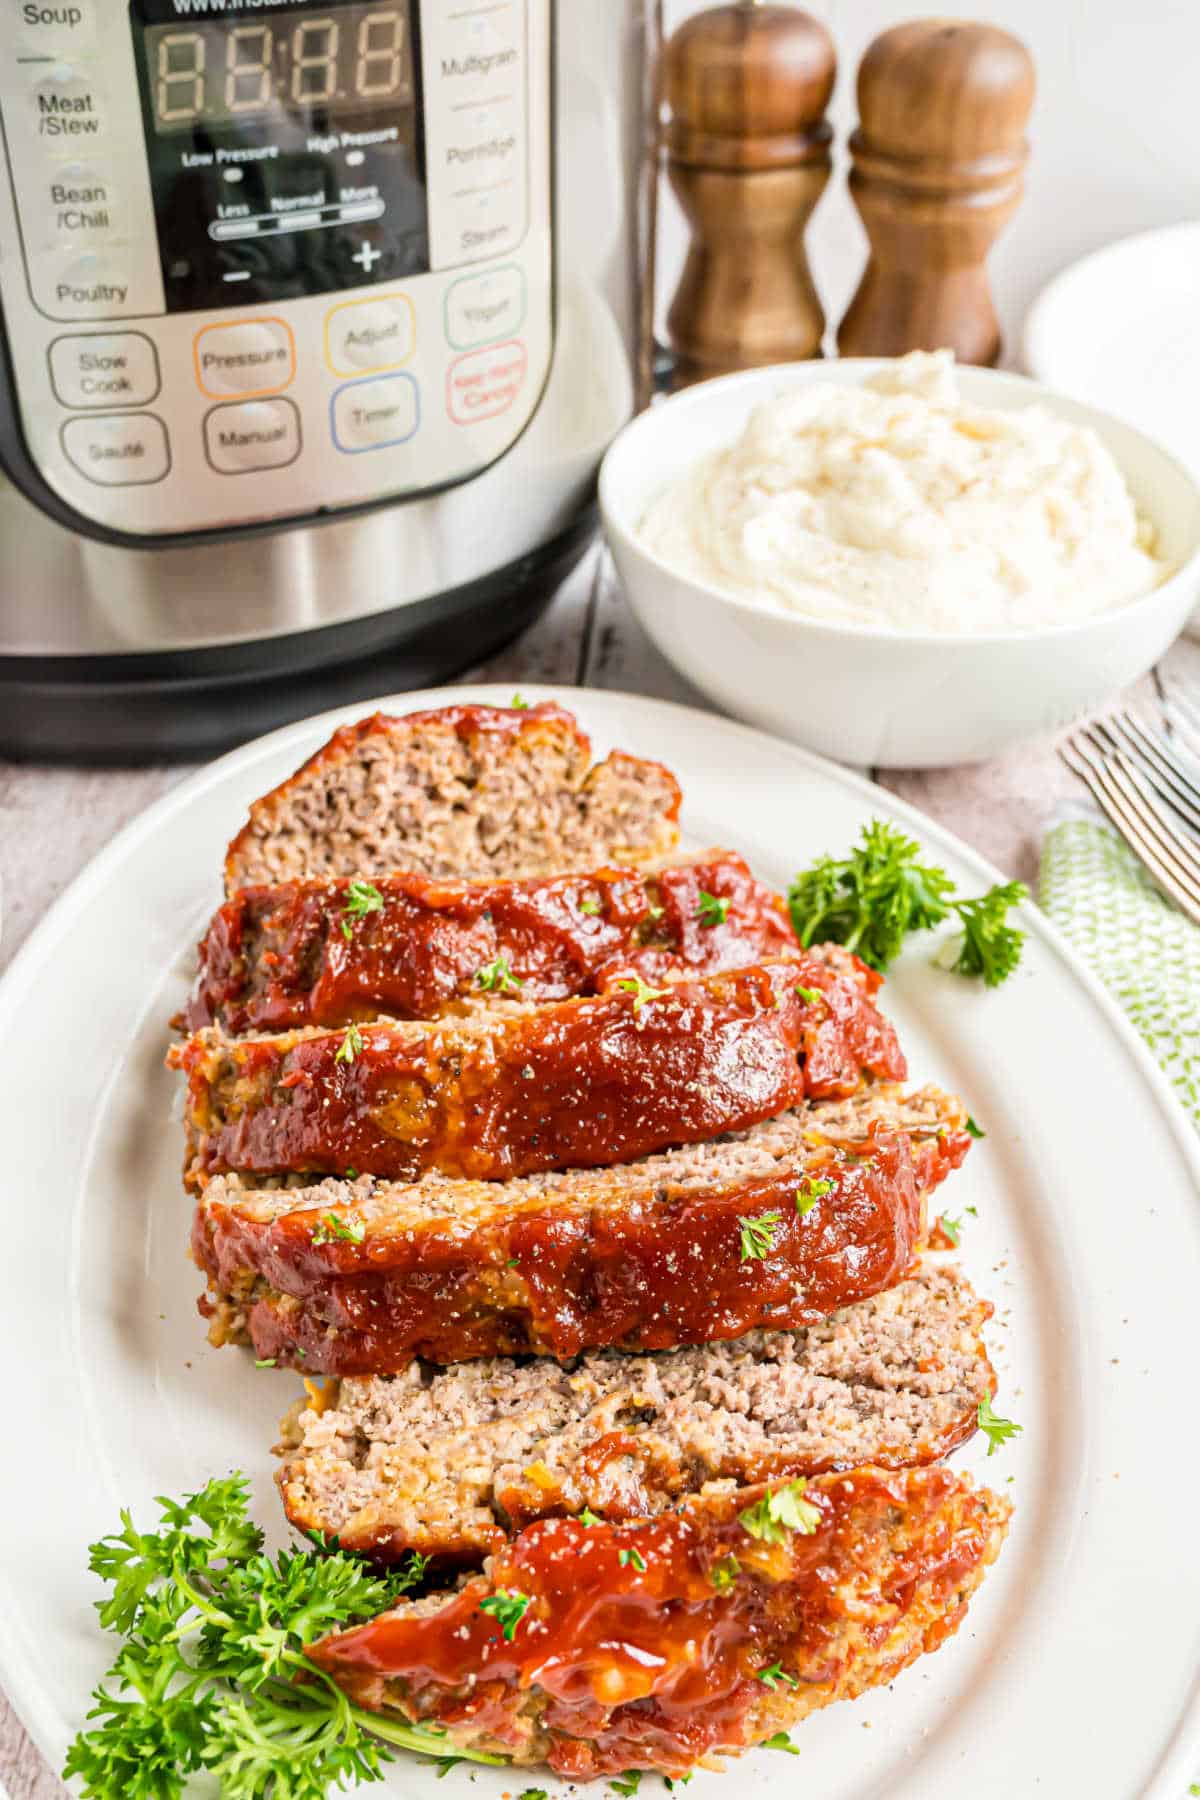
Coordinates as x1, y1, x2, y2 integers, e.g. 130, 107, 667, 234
1, 547, 1196, 1796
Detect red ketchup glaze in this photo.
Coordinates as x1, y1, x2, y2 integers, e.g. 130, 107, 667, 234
193, 1124, 964, 1372
184, 854, 806, 1035
307, 1467, 1006, 1779
175, 960, 906, 1188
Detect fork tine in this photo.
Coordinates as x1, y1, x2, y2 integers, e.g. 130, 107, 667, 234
1059, 738, 1200, 926
1164, 690, 1200, 758
1086, 711, 1200, 840
1104, 751, 1200, 914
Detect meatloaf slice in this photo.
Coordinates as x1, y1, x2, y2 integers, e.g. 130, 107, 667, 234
171, 959, 905, 1190
185, 852, 815, 1035
277, 1265, 994, 1566
224, 702, 681, 893
193, 1084, 971, 1370
307, 1465, 1010, 1780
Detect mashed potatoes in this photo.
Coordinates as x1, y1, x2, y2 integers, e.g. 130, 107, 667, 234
639, 352, 1166, 634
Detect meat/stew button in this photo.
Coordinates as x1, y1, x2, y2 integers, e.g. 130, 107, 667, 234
446, 340, 527, 424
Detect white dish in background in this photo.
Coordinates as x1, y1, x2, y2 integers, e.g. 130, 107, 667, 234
1023, 221, 1200, 639
600, 361, 1200, 768
2, 685, 1200, 1800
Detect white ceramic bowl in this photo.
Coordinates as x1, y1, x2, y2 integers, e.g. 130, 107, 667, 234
599, 360, 1200, 768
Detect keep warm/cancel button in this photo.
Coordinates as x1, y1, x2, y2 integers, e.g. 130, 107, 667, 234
446, 340, 527, 425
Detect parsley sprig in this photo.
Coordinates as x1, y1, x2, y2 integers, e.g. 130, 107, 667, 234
977, 1395, 1023, 1455
614, 974, 670, 1013
339, 880, 384, 942
63, 1475, 503, 1799
788, 820, 1027, 985
475, 955, 523, 994
738, 1479, 821, 1543
738, 1210, 782, 1262
478, 1589, 531, 1641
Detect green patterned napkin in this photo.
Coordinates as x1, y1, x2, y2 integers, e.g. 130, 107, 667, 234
1040, 814, 1200, 1128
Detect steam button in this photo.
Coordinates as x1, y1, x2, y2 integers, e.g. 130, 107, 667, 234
61, 412, 170, 486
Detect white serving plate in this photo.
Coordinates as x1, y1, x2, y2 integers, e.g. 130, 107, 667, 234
2, 686, 1199, 1800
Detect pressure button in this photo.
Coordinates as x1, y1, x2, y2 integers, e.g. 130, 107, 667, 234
49, 333, 160, 409
193, 319, 296, 398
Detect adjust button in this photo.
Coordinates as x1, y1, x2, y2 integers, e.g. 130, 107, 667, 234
61, 412, 170, 486
204, 399, 302, 474
49, 331, 160, 409
331, 374, 419, 454
324, 294, 415, 377
194, 318, 296, 398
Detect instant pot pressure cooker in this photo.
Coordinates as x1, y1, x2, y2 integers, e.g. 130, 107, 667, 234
0, 0, 645, 757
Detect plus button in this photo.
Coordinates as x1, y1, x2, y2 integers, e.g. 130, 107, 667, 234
352, 240, 383, 273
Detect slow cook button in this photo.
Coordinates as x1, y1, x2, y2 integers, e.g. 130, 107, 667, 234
331, 373, 419, 453
204, 398, 302, 474
193, 318, 295, 398
446, 339, 527, 424
60, 411, 170, 486
324, 294, 415, 376
444, 264, 525, 350
48, 330, 160, 408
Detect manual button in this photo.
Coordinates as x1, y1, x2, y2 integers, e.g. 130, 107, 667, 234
204, 399, 302, 474
49, 332, 160, 409
61, 412, 170, 486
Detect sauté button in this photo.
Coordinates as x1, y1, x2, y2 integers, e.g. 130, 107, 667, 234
444, 264, 525, 349
193, 318, 296, 398
204, 399, 302, 474
61, 412, 170, 485
331, 374, 419, 453
324, 294, 415, 377
49, 331, 160, 409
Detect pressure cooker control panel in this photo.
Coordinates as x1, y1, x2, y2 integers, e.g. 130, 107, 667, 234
0, 0, 552, 537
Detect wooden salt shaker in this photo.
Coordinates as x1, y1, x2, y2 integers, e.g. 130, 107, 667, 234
662, 2, 836, 389
837, 20, 1035, 366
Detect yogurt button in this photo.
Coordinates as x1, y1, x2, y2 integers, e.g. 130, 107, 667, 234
444, 264, 525, 349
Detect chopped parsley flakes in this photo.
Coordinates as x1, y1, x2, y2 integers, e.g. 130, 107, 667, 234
795, 1174, 833, 1217
614, 975, 669, 1013
738, 1210, 783, 1262
579, 897, 603, 916
709, 1555, 740, 1591
738, 1479, 821, 1543
764, 1732, 800, 1755
334, 1022, 364, 1065
611, 1775, 641, 1797
695, 891, 730, 928
618, 1547, 647, 1572
475, 955, 523, 994
966, 1114, 986, 1139
310, 1212, 366, 1247
756, 1661, 798, 1691
339, 880, 384, 941
795, 983, 822, 1005
939, 1213, 962, 1247
577, 1508, 603, 1527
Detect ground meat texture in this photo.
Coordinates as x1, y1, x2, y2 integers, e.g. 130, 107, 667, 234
223, 702, 682, 894
184, 852, 816, 1035
276, 1265, 994, 1566
170, 960, 907, 1190
192, 1083, 971, 1371
307, 1465, 1010, 1779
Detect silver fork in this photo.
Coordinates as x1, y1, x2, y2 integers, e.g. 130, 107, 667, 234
1059, 700, 1200, 927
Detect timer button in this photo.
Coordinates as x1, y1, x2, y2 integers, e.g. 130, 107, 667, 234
48, 331, 160, 409
204, 399, 302, 475
324, 295, 415, 378
193, 318, 296, 399
61, 412, 170, 486
331, 374, 420, 454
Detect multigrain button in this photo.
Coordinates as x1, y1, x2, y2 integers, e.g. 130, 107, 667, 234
204, 399, 302, 474
49, 331, 160, 408
331, 373, 419, 453
324, 294, 415, 376
193, 318, 295, 398
61, 411, 170, 485
444, 265, 525, 349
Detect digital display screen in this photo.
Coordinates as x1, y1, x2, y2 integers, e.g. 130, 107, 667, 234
144, 7, 414, 133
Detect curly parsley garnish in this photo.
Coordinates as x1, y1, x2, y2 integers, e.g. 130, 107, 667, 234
738, 1479, 821, 1543
756, 1661, 799, 1691
738, 1210, 783, 1262
475, 955, 523, 994
61, 1475, 501, 1800
478, 1589, 531, 1641
334, 1022, 365, 1065
795, 1174, 833, 1217
614, 975, 669, 1013
339, 880, 384, 942
311, 1212, 366, 1247
695, 891, 730, 928
977, 1395, 1022, 1455
788, 820, 1026, 985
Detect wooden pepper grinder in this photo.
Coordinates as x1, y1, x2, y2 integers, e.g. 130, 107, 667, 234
662, 2, 836, 388
838, 20, 1035, 366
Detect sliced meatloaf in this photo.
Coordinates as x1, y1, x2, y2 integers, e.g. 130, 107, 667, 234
308, 1465, 1010, 1779
193, 1084, 971, 1370
277, 1265, 994, 1566
185, 851, 815, 1036
224, 702, 681, 893
171, 959, 906, 1190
